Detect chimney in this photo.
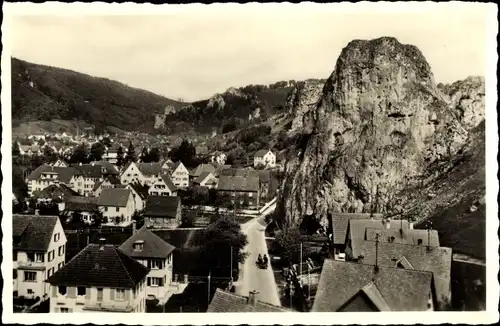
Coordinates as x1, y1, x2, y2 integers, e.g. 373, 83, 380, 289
132, 220, 137, 234
248, 290, 259, 306
99, 237, 106, 250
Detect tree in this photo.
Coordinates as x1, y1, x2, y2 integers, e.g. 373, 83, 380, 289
100, 137, 112, 148
140, 147, 149, 162
12, 141, 20, 157
275, 226, 306, 266
116, 146, 124, 167
43, 146, 58, 164
147, 147, 161, 163
169, 139, 196, 167
193, 215, 248, 277
89, 142, 105, 162
69, 144, 89, 164
126, 141, 136, 163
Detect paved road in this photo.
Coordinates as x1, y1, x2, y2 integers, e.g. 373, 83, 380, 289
235, 205, 281, 306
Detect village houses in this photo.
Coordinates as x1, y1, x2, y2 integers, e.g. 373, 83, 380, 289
126, 183, 149, 212
253, 149, 276, 168
97, 188, 135, 223
148, 174, 178, 197
26, 165, 79, 197
143, 196, 182, 229
120, 162, 163, 187
192, 172, 218, 189
46, 239, 149, 313
162, 161, 190, 189
13, 214, 67, 300
119, 226, 176, 302
92, 175, 122, 197
217, 175, 260, 208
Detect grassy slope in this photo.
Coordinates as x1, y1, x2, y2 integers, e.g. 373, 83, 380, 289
11, 57, 183, 133
401, 121, 486, 260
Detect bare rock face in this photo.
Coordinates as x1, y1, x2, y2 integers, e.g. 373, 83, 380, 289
285, 79, 324, 135
207, 93, 226, 110
278, 37, 485, 228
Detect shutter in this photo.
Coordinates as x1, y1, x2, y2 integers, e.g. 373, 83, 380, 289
85, 287, 91, 299
68, 286, 76, 298
110, 288, 115, 301
125, 289, 130, 301
147, 277, 151, 286
147, 260, 151, 269
52, 285, 57, 297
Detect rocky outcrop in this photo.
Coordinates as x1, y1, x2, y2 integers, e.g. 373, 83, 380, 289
278, 37, 485, 228
207, 93, 226, 110
285, 79, 324, 135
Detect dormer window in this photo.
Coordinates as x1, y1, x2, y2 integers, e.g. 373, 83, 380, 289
133, 240, 144, 251
417, 239, 423, 245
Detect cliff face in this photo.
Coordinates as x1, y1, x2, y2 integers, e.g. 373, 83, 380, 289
278, 37, 485, 228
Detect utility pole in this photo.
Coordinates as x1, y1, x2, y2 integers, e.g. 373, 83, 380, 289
375, 233, 380, 271
230, 245, 233, 285
207, 270, 211, 306
300, 242, 303, 279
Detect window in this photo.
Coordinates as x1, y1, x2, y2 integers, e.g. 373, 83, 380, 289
27, 289, 34, 295
97, 288, 103, 301
13, 251, 18, 261
60, 307, 70, 313
77, 286, 86, 296
147, 277, 163, 286
167, 254, 172, 264
24, 271, 36, 282
58, 286, 67, 295
417, 239, 423, 245
59, 245, 65, 256
116, 207, 119, 212
105, 207, 108, 212
115, 288, 126, 301
150, 259, 162, 269
47, 267, 54, 278
13, 269, 17, 279
48, 250, 55, 262
35, 253, 45, 262
58, 262, 64, 270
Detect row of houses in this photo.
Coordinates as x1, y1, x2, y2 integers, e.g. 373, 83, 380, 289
13, 214, 184, 312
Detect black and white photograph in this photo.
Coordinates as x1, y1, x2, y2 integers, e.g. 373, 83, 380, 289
1, 2, 498, 325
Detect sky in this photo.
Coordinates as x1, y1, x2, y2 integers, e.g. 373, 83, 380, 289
9, 3, 491, 102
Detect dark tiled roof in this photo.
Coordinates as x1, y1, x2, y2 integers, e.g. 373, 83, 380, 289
193, 171, 215, 185
312, 260, 433, 312
119, 226, 176, 259
47, 244, 150, 288
97, 188, 132, 207
217, 175, 259, 192
191, 164, 216, 177
207, 289, 290, 312
66, 196, 99, 212
13, 214, 59, 251
127, 182, 150, 199
165, 161, 182, 172
27, 165, 79, 183
365, 228, 440, 247
331, 213, 383, 245
136, 162, 163, 176
33, 184, 79, 200
218, 167, 271, 183
144, 196, 181, 218
254, 149, 271, 158
159, 174, 178, 192
357, 241, 452, 307
90, 161, 119, 175
73, 164, 105, 178
105, 174, 122, 185
349, 219, 412, 258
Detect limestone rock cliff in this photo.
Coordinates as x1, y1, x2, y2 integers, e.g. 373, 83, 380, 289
278, 37, 485, 228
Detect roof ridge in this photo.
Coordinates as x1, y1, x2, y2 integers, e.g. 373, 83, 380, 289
113, 246, 135, 286
214, 289, 289, 310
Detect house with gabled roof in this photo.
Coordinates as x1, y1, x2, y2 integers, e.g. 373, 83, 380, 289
13, 214, 67, 299
46, 239, 149, 313
52, 159, 69, 168
148, 174, 178, 197
193, 171, 218, 189
190, 163, 216, 181
355, 241, 452, 310
163, 161, 189, 189
126, 183, 149, 212
97, 188, 135, 223
143, 196, 182, 229
119, 226, 176, 302
345, 218, 440, 262
92, 175, 122, 197
217, 175, 260, 208
62, 196, 100, 224
312, 259, 436, 312
26, 165, 80, 196
120, 162, 144, 186
135, 162, 164, 186
32, 184, 79, 205
207, 289, 291, 312
253, 149, 276, 168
